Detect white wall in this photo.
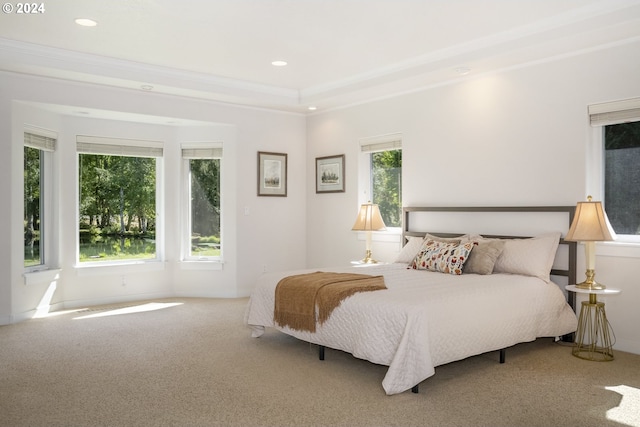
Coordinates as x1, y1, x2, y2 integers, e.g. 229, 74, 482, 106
0, 72, 307, 321
2, 39, 638, 356
306, 41, 640, 354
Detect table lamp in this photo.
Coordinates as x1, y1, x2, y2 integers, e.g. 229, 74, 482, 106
351, 202, 386, 263
565, 196, 616, 289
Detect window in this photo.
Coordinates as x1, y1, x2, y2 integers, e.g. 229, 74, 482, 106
589, 97, 640, 240
182, 144, 222, 260
359, 135, 402, 228
604, 121, 640, 236
77, 136, 163, 264
24, 131, 56, 269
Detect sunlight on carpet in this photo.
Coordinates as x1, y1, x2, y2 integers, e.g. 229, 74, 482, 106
72, 302, 184, 319
605, 384, 640, 426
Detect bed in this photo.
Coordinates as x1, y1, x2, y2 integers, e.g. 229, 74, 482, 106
245, 206, 579, 395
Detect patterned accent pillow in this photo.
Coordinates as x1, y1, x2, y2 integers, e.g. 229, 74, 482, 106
410, 239, 474, 275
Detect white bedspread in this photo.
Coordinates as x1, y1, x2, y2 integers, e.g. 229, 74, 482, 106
244, 263, 578, 395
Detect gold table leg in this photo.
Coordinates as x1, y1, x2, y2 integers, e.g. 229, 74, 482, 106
572, 294, 614, 361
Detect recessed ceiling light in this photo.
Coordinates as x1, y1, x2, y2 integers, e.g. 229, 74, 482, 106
308, 106, 317, 111
271, 60, 287, 67
455, 67, 471, 75
75, 18, 98, 27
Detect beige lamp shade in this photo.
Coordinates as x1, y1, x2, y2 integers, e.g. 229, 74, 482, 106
565, 196, 615, 290
565, 197, 616, 242
352, 203, 386, 231
352, 202, 386, 264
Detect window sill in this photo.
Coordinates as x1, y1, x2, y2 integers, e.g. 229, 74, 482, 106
596, 241, 640, 259
356, 228, 402, 243
74, 260, 165, 276
179, 260, 224, 271
23, 268, 62, 285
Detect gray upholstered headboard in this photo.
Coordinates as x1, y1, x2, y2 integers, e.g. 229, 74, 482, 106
402, 206, 577, 309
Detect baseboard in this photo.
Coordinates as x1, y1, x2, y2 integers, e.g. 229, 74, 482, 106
1, 291, 243, 324
615, 339, 640, 356
61, 291, 174, 311
0, 314, 12, 325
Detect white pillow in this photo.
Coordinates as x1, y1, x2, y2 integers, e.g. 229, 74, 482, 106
394, 236, 425, 264
491, 232, 562, 282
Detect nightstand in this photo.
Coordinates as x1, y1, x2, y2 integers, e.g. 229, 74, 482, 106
565, 285, 621, 361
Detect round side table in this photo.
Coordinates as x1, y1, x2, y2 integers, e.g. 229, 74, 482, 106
565, 285, 621, 361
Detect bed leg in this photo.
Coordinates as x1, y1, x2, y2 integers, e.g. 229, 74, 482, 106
499, 348, 506, 364
411, 385, 419, 393
319, 345, 325, 361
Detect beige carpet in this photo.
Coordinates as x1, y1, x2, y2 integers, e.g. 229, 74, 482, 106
1, 297, 639, 427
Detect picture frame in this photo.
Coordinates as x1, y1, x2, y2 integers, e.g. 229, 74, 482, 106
257, 151, 287, 197
316, 154, 345, 193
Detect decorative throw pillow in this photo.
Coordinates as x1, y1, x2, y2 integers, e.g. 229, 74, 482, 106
491, 232, 562, 282
394, 236, 426, 264
463, 240, 505, 275
394, 235, 465, 264
410, 239, 474, 275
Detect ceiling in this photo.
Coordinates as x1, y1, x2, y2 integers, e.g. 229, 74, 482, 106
1, 0, 640, 114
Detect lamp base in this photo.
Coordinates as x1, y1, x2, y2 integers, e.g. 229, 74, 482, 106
574, 269, 606, 290
359, 250, 379, 264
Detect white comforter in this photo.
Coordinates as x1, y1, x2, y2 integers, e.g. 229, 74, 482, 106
244, 263, 578, 395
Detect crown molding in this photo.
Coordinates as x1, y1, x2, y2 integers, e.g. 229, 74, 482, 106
0, 38, 301, 109
1, 0, 640, 114
300, 0, 640, 103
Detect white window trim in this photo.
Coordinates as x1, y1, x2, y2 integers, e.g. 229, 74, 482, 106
75, 136, 165, 267
587, 99, 640, 257
75, 260, 165, 276
24, 126, 58, 273
357, 133, 403, 242
180, 142, 224, 264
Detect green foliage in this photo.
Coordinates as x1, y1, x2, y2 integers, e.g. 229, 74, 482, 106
77, 154, 221, 261
190, 159, 221, 237
78, 235, 156, 261
194, 235, 220, 244
79, 154, 156, 233
78, 153, 157, 262
24, 146, 41, 266
372, 149, 402, 227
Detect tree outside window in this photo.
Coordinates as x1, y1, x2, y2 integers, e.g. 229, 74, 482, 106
24, 146, 43, 267
371, 149, 402, 228
188, 158, 221, 257
24, 131, 55, 269
604, 121, 640, 236
78, 153, 157, 262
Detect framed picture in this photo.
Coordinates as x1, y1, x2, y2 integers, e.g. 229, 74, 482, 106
257, 151, 287, 196
316, 154, 345, 193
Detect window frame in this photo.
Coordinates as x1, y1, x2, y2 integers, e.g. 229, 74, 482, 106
181, 143, 223, 264
357, 133, 403, 239
75, 135, 164, 267
23, 128, 56, 273
587, 98, 640, 251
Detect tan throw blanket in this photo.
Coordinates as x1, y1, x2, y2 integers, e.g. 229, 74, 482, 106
274, 271, 387, 333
